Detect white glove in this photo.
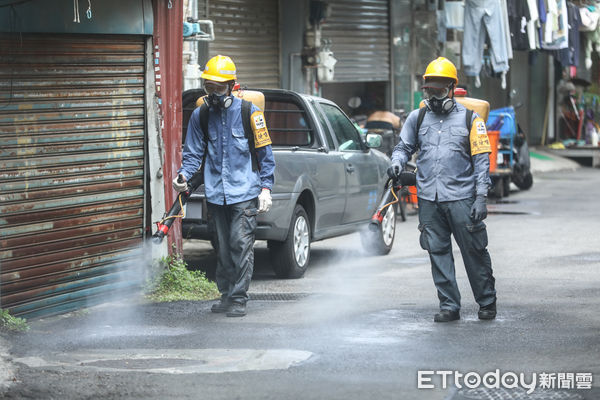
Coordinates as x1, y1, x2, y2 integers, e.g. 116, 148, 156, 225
172, 174, 188, 192
258, 188, 272, 213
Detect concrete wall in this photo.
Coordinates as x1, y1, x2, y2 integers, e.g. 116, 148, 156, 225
527, 53, 550, 145
279, 0, 308, 92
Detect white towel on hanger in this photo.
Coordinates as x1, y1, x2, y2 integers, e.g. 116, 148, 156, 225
526, 0, 539, 49
445, 1, 465, 30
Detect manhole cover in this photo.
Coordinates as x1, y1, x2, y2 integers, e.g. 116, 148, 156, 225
454, 388, 584, 400
249, 293, 310, 301
83, 358, 205, 370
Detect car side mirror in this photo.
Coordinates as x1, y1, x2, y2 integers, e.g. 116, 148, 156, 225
365, 133, 382, 148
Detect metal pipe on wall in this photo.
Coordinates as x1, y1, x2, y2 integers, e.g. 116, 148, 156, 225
152, 0, 184, 253
289, 52, 301, 92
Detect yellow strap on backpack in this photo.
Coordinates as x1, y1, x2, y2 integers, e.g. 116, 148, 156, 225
251, 110, 272, 148
470, 117, 492, 155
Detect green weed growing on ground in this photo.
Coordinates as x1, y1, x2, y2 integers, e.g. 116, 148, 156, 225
0, 309, 29, 333
145, 253, 220, 302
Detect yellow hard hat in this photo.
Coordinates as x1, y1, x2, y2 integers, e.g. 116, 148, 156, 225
201, 55, 237, 82
423, 57, 458, 85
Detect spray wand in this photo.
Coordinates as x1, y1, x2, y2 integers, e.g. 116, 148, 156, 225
152, 171, 204, 244
369, 169, 416, 232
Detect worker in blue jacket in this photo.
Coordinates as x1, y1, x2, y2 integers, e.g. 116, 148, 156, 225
173, 55, 275, 317
389, 57, 497, 322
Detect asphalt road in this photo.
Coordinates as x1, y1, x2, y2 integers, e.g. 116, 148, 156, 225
1, 168, 599, 400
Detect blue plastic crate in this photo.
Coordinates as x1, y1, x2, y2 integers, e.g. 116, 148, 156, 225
487, 107, 517, 139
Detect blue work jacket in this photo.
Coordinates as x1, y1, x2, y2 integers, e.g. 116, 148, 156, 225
178, 97, 275, 205
391, 102, 491, 201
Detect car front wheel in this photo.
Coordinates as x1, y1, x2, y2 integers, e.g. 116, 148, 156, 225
269, 204, 311, 279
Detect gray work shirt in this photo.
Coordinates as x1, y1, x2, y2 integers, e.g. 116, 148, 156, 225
391, 102, 491, 202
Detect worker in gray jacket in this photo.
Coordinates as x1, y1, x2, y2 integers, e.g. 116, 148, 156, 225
389, 57, 497, 322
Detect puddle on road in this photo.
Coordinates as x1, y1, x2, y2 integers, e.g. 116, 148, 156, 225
488, 210, 534, 215
394, 257, 430, 265
548, 252, 600, 266
14, 348, 313, 374
342, 309, 436, 346
566, 253, 600, 263
83, 358, 206, 370
373, 309, 437, 332
84, 326, 195, 339
344, 334, 400, 345
490, 200, 519, 205
487, 199, 540, 216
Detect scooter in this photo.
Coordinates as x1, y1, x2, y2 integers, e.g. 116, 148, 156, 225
487, 106, 533, 193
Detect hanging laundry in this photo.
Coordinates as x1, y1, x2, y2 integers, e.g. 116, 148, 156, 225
500, 0, 514, 60
581, 3, 600, 69
555, 2, 581, 68
445, 1, 465, 31
437, 9, 447, 44
542, 0, 569, 50
462, 0, 511, 77
579, 6, 600, 32
507, 0, 531, 51
537, 0, 547, 46
526, 0, 540, 50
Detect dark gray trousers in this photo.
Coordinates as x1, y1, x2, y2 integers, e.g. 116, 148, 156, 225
418, 197, 496, 311
208, 198, 258, 304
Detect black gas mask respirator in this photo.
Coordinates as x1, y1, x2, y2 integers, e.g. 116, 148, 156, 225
205, 93, 233, 109
423, 84, 455, 114
203, 81, 233, 110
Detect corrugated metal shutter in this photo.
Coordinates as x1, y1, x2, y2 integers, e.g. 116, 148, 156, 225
201, 0, 280, 88
321, 0, 390, 82
0, 34, 146, 318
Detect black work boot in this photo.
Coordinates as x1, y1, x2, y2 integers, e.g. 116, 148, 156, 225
434, 309, 460, 322
226, 302, 247, 317
478, 300, 497, 320
211, 298, 231, 313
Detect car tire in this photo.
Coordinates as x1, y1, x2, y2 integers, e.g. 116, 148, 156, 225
490, 176, 504, 198
361, 204, 396, 255
513, 170, 533, 190
502, 175, 510, 197
270, 204, 311, 279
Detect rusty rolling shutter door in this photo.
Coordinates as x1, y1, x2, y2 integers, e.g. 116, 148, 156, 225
0, 34, 146, 318
321, 0, 390, 82
207, 0, 280, 88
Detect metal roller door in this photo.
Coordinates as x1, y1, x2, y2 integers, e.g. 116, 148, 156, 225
321, 0, 390, 82
200, 0, 280, 88
0, 34, 146, 318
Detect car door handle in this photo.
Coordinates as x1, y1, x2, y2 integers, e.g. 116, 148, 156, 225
346, 164, 355, 173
